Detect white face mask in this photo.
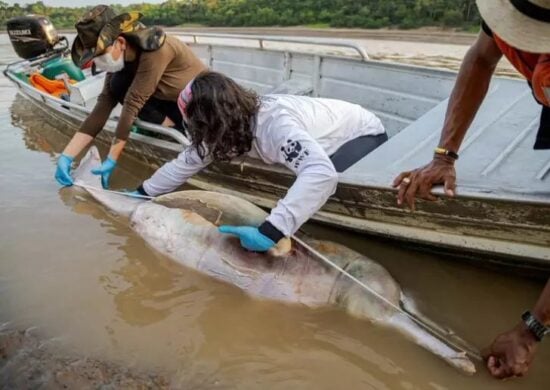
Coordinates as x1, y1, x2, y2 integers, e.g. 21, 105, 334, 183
94, 44, 125, 73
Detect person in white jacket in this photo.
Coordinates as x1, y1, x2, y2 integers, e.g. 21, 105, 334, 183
133, 71, 387, 252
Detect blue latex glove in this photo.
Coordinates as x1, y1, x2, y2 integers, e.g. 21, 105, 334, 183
218, 225, 275, 252
55, 154, 74, 186
91, 156, 117, 189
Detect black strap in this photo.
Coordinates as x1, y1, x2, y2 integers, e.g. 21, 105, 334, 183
535, 105, 550, 149
511, 0, 550, 23
521, 311, 548, 341
258, 221, 285, 243
481, 20, 494, 37
136, 184, 149, 196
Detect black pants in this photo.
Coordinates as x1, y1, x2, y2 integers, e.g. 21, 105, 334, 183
330, 132, 388, 173
110, 70, 184, 131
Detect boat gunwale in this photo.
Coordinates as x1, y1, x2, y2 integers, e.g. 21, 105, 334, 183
178, 32, 372, 61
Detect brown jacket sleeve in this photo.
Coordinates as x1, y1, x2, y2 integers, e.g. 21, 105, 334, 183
115, 46, 176, 140
78, 73, 117, 138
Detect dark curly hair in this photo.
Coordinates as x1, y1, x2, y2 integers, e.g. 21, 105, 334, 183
186, 71, 261, 162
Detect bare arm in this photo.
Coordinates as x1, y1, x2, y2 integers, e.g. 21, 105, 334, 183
438, 31, 503, 152
393, 31, 503, 210
533, 279, 550, 326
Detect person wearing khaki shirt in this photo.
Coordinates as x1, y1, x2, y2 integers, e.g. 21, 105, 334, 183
54, 5, 206, 188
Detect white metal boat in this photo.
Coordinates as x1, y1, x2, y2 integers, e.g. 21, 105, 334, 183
4, 26, 549, 271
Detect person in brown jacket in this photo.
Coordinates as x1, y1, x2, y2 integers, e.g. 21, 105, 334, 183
55, 5, 206, 188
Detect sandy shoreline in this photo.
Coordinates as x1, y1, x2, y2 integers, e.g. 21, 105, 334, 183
165, 26, 479, 45
159, 27, 519, 77
20, 26, 515, 77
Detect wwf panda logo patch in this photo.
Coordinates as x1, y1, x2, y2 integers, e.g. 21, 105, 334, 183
281, 139, 309, 168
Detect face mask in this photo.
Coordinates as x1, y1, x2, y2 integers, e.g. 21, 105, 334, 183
94, 43, 125, 73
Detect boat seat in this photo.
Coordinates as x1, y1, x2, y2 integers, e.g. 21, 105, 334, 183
268, 79, 313, 96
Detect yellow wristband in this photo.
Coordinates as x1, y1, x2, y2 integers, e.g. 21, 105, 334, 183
434, 147, 459, 160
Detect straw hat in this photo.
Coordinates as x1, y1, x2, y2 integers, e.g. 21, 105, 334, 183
477, 0, 550, 53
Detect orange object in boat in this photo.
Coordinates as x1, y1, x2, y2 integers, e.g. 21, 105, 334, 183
29, 72, 76, 98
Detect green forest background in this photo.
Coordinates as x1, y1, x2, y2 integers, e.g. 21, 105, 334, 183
0, 0, 480, 30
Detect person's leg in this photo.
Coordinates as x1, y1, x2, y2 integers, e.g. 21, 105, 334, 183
330, 133, 388, 173
164, 100, 184, 131
135, 97, 167, 125
136, 97, 185, 131
110, 70, 184, 132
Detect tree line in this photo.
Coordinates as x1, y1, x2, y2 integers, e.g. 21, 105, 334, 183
0, 0, 480, 30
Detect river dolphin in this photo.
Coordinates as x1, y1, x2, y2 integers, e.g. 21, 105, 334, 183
71, 146, 476, 374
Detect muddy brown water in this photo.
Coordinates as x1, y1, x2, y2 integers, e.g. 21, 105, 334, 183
0, 35, 548, 389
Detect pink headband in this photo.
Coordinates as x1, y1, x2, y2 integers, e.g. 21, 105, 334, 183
177, 79, 194, 116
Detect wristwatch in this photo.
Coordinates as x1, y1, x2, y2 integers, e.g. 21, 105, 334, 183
521, 311, 549, 342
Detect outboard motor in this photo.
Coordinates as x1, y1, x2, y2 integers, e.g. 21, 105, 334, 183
7, 15, 61, 59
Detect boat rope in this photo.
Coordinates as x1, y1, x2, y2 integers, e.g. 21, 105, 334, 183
74, 182, 481, 361
292, 235, 482, 361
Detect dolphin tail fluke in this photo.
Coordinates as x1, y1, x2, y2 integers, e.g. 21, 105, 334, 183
388, 313, 477, 375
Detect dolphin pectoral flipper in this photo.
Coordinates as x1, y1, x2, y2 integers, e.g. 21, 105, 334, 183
155, 191, 268, 226
155, 197, 223, 225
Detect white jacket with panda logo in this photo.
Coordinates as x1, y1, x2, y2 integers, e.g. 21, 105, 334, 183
142, 94, 385, 237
